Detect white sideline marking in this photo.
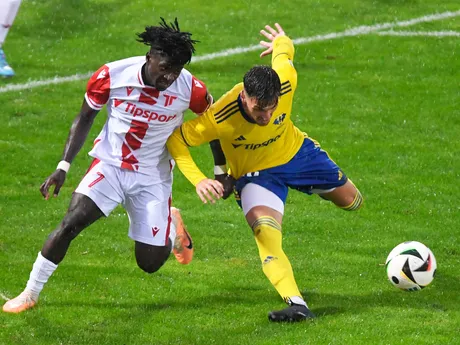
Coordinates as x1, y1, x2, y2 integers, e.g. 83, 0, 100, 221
0, 73, 93, 94
377, 30, 460, 37
292, 12, 460, 44
0, 10, 459, 94
0, 292, 10, 301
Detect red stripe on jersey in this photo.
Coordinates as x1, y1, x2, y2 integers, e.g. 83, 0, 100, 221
121, 119, 148, 170
129, 120, 149, 136
121, 145, 139, 164
124, 119, 148, 150
189, 76, 210, 114
121, 143, 132, 159
139, 87, 159, 106
125, 133, 142, 150
86, 65, 110, 108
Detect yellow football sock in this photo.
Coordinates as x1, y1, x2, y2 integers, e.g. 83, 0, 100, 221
252, 216, 302, 302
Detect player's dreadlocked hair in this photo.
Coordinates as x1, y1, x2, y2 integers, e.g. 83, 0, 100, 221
137, 18, 198, 66
243, 65, 281, 107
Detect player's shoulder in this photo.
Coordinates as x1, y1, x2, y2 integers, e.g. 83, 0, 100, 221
180, 67, 193, 79
178, 68, 208, 91
98, 56, 144, 79
90, 56, 144, 81
211, 83, 243, 124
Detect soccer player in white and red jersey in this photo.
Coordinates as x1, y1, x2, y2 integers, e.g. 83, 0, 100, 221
3, 18, 221, 313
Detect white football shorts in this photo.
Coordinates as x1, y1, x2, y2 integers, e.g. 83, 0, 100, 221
75, 159, 173, 246
241, 183, 285, 215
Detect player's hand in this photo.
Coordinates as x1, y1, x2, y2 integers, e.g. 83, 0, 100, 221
259, 23, 286, 58
214, 174, 235, 200
206, 92, 214, 107
196, 178, 224, 204
40, 169, 67, 200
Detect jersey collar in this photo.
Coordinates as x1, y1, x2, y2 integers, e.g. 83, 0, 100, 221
237, 94, 256, 124
138, 63, 157, 89
137, 64, 146, 86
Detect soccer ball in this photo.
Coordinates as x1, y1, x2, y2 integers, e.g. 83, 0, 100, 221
385, 241, 437, 291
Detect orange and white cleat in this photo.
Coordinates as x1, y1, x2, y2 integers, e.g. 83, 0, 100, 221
171, 207, 194, 265
3, 291, 37, 313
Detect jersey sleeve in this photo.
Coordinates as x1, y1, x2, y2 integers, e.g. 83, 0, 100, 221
167, 112, 218, 186
85, 65, 111, 110
272, 36, 297, 91
189, 76, 212, 115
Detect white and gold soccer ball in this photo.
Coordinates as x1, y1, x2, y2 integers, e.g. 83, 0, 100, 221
385, 241, 437, 291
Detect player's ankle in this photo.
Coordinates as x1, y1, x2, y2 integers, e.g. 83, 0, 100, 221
287, 296, 307, 307
23, 288, 40, 302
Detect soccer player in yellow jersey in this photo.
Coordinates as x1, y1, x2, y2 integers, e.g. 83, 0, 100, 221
167, 23, 363, 322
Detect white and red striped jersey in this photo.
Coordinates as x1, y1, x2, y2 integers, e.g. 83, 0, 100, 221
84, 56, 210, 179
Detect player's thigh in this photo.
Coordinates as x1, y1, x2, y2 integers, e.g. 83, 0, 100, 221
124, 181, 172, 247
61, 192, 105, 233
75, 160, 123, 217
319, 179, 357, 207
241, 183, 284, 227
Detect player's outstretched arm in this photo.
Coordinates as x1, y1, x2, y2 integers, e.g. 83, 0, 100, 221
40, 101, 99, 200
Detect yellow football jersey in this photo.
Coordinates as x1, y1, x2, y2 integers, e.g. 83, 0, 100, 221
167, 35, 306, 185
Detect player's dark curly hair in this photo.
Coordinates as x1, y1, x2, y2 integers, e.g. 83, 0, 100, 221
243, 65, 281, 107
137, 18, 198, 66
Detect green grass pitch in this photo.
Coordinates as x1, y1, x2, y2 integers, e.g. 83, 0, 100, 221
1, 1, 459, 344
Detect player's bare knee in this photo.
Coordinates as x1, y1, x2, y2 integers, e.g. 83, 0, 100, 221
246, 206, 283, 231
341, 193, 357, 207
135, 245, 170, 274
56, 218, 83, 241
340, 188, 363, 211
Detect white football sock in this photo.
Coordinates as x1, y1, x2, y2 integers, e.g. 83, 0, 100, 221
25, 252, 58, 300
289, 296, 308, 307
